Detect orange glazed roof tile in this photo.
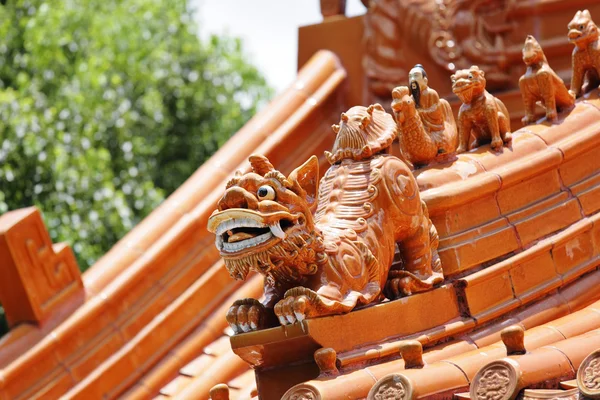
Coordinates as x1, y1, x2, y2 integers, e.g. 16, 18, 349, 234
3, 4, 600, 399
279, 280, 600, 399
1, 72, 600, 400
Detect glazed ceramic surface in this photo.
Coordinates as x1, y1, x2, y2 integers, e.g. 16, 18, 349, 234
452, 66, 512, 152
3, 5, 600, 400
520, 35, 575, 126
568, 10, 600, 98
391, 65, 458, 167
207, 105, 442, 334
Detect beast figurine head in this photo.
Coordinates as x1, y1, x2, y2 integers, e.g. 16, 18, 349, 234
522, 35, 548, 66
391, 86, 419, 124
451, 66, 487, 104
568, 10, 599, 45
207, 155, 326, 284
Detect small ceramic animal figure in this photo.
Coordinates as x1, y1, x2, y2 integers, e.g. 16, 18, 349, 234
568, 10, 600, 98
390, 65, 458, 167
452, 66, 512, 152
519, 35, 575, 125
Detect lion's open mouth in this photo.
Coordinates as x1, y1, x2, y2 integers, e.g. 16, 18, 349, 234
453, 84, 474, 103
208, 210, 297, 255
568, 29, 584, 42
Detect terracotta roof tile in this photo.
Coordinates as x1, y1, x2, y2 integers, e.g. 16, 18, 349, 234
3, 18, 600, 398
160, 376, 194, 397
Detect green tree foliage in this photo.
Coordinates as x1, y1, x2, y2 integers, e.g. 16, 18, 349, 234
0, 1, 272, 335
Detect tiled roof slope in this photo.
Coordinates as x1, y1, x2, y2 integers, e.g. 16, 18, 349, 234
283, 275, 600, 399
0, 50, 347, 400
2, 54, 600, 400
148, 94, 600, 399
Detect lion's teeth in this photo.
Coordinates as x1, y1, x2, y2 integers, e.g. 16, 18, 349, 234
269, 222, 286, 239
215, 234, 224, 251
215, 217, 267, 236
221, 231, 273, 252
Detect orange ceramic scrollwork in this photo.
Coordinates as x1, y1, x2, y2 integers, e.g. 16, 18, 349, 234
368, 374, 413, 400
207, 105, 443, 333
577, 348, 600, 399
568, 10, 600, 98
519, 35, 575, 125
452, 66, 512, 152
363, 0, 520, 103
471, 360, 519, 400
583, 358, 600, 390
429, 0, 517, 89
282, 385, 320, 400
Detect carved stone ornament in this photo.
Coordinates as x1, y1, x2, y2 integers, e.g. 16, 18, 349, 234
392, 64, 458, 167
519, 35, 575, 125
568, 10, 600, 98
452, 66, 512, 153
470, 360, 519, 400
577, 348, 600, 399
207, 105, 443, 334
367, 373, 413, 400
282, 385, 320, 400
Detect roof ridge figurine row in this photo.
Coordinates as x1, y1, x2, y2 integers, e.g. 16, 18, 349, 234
392, 9, 598, 168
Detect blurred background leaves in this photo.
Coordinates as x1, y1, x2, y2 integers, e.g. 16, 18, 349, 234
0, 0, 272, 335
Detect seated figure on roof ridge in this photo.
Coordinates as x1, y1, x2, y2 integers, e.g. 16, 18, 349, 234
392, 64, 458, 167
207, 104, 443, 333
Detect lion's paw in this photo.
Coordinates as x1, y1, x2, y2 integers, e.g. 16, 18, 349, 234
522, 114, 535, 126
569, 89, 578, 99
226, 298, 266, 334
546, 110, 558, 121
491, 138, 504, 150
274, 287, 324, 325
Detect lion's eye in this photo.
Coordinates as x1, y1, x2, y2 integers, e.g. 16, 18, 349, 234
580, 25, 584, 30
468, 73, 473, 79
257, 185, 276, 201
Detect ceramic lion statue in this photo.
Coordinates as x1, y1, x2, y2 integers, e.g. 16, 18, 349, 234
208, 104, 443, 333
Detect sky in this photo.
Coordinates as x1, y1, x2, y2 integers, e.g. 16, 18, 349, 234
190, 0, 367, 94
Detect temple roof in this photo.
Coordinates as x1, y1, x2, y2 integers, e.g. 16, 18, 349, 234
2, 2, 600, 400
